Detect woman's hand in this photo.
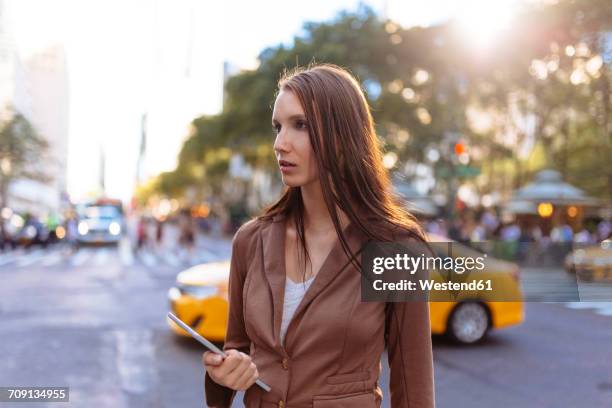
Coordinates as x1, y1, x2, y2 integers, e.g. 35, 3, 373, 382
203, 349, 259, 391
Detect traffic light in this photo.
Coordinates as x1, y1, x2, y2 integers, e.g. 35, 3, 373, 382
454, 142, 466, 156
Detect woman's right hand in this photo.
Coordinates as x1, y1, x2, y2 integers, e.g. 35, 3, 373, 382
202, 349, 259, 391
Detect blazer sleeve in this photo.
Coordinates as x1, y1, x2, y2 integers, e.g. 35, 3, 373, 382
386, 301, 435, 408
385, 300, 435, 408
384, 229, 435, 407
204, 226, 252, 408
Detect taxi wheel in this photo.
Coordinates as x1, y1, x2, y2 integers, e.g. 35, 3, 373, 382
447, 301, 490, 345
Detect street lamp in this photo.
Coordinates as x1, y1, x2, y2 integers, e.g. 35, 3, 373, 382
537, 202, 554, 218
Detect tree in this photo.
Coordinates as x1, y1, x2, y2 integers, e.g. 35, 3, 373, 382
159, 0, 611, 212
0, 109, 52, 237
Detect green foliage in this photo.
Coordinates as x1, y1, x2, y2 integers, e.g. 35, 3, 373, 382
0, 110, 52, 208
161, 0, 611, 204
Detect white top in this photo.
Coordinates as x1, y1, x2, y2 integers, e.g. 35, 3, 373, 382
280, 275, 315, 346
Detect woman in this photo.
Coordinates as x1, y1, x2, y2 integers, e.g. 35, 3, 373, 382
203, 64, 435, 407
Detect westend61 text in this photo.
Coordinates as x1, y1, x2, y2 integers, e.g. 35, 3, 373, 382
372, 279, 493, 292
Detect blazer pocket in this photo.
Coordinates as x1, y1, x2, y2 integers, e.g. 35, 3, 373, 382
313, 391, 376, 408
325, 371, 370, 385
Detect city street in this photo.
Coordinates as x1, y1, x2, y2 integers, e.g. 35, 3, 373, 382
0, 234, 611, 408
1, 1, 610, 407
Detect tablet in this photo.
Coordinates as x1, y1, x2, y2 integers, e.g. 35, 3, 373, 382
167, 312, 271, 392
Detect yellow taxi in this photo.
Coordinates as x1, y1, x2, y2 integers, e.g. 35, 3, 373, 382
426, 236, 524, 344
167, 261, 231, 342
167, 238, 524, 345
565, 240, 612, 282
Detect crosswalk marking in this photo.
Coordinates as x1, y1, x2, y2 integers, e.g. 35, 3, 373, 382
138, 251, 157, 268
119, 238, 134, 266
565, 301, 612, 317
0, 246, 137, 269
3, 244, 609, 320
162, 252, 180, 267
0, 243, 231, 271
15, 249, 46, 267
93, 248, 109, 266
597, 308, 612, 316
40, 250, 64, 266
115, 330, 159, 395
0, 250, 25, 266
70, 248, 92, 267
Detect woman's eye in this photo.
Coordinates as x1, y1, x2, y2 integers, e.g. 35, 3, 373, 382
296, 121, 308, 130
272, 125, 281, 133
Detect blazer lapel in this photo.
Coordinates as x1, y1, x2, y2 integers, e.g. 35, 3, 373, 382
261, 213, 370, 353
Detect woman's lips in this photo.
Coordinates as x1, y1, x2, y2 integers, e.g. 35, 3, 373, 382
278, 159, 296, 173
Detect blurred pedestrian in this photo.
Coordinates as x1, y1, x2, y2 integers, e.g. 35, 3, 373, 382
551, 220, 573, 261
155, 218, 165, 250
0, 219, 10, 252
137, 216, 149, 251
500, 221, 521, 242
65, 215, 79, 254
178, 209, 195, 262
426, 218, 447, 237
448, 218, 465, 242
551, 222, 573, 243
597, 219, 611, 241
480, 210, 499, 239
573, 226, 593, 244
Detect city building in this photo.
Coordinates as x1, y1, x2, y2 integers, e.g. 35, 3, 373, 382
0, 0, 69, 218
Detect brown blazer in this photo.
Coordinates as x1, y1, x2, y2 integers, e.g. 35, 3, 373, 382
205, 213, 435, 408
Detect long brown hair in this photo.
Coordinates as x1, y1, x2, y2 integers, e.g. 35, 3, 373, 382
258, 63, 424, 277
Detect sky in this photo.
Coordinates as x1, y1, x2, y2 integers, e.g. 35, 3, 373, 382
7, 0, 523, 204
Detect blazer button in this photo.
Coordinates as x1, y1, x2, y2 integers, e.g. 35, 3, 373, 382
281, 357, 289, 370
278, 399, 285, 408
